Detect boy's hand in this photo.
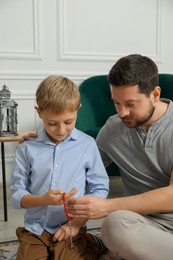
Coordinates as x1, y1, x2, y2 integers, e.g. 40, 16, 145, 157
52, 222, 80, 242
42, 187, 77, 206
20, 187, 77, 208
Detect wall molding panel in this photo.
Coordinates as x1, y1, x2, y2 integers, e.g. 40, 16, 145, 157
0, 0, 42, 61
12, 91, 35, 100
57, 0, 162, 63
0, 70, 101, 82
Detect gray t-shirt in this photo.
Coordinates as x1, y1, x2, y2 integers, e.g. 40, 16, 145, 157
96, 99, 173, 230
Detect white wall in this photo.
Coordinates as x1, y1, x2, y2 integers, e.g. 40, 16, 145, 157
0, 0, 173, 181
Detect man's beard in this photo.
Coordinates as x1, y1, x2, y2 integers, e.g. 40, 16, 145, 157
121, 104, 155, 128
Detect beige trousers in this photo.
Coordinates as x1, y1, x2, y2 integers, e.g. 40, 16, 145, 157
101, 210, 173, 260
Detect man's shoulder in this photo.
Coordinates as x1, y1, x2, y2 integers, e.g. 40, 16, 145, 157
102, 114, 124, 132
97, 114, 127, 143
107, 114, 121, 125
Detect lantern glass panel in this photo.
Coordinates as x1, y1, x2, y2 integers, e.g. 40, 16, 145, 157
0, 85, 18, 137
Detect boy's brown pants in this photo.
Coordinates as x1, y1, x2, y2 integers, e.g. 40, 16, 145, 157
16, 227, 100, 260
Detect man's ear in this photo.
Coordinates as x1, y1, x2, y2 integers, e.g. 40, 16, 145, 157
152, 86, 161, 102
34, 106, 42, 118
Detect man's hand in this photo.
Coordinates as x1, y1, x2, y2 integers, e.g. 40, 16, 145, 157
19, 132, 38, 143
68, 195, 109, 219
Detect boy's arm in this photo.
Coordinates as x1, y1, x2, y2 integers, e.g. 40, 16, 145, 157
86, 140, 109, 198
53, 217, 88, 242
53, 192, 88, 241
20, 188, 77, 208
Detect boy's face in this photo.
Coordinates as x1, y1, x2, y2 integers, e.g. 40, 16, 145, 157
36, 108, 78, 144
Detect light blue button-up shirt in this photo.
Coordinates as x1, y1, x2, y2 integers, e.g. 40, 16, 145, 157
10, 127, 109, 235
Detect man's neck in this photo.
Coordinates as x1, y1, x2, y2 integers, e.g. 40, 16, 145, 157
142, 100, 169, 131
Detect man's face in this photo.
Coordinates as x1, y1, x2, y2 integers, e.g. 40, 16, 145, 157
111, 84, 157, 129
36, 108, 77, 143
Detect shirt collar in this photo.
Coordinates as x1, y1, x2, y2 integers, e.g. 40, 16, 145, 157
36, 126, 77, 145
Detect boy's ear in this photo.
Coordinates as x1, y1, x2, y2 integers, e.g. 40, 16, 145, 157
34, 106, 42, 118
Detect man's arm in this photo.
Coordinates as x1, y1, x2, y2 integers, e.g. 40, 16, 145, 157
68, 170, 173, 219
18, 132, 38, 143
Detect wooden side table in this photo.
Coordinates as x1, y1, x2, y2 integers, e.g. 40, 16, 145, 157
0, 131, 34, 221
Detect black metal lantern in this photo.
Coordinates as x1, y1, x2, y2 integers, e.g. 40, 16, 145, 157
0, 85, 18, 136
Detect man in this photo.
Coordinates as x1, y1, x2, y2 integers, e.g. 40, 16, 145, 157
69, 54, 173, 260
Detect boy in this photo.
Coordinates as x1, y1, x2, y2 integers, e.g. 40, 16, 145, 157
10, 75, 109, 260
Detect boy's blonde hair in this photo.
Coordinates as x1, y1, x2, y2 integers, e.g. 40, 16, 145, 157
36, 75, 80, 113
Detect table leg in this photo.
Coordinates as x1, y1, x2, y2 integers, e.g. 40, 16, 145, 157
1, 142, 8, 221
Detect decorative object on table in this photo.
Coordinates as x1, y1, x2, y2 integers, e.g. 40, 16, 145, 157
0, 85, 18, 136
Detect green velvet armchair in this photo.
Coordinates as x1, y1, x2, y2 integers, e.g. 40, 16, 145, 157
76, 74, 173, 176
